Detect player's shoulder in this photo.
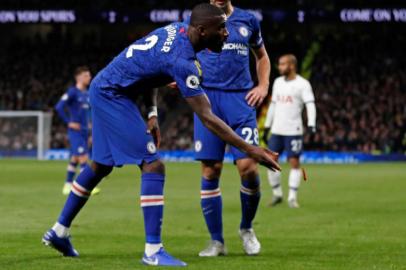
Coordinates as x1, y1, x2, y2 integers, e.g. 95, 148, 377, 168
154, 22, 187, 36
274, 76, 285, 84
66, 86, 78, 95
233, 7, 255, 19
233, 7, 259, 24
295, 75, 312, 87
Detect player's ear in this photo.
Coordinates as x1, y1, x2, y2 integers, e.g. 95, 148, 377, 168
196, 25, 206, 36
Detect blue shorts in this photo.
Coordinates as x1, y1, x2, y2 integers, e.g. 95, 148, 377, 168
268, 134, 303, 158
194, 89, 258, 162
68, 129, 88, 156
89, 85, 159, 167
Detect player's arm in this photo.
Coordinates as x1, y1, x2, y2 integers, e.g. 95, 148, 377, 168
246, 46, 270, 107
185, 94, 280, 171
262, 81, 277, 143
55, 91, 80, 130
55, 97, 69, 124
246, 15, 271, 107
55, 92, 69, 125
143, 88, 161, 147
263, 100, 275, 143
302, 81, 317, 134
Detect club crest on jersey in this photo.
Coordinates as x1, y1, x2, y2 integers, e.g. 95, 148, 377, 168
186, 75, 200, 89
195, 140, 202, 152
239, 26, 249, 37
147, 142, 157, 154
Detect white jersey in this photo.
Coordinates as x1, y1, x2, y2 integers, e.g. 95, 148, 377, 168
268, 75, 315, 136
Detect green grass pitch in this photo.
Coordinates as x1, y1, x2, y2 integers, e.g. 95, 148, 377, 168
0, 160, 405, 270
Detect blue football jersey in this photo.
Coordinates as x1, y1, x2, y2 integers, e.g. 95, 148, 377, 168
55, 87, 90, 131
92, 22, 204, 99
187, 7, 263, 91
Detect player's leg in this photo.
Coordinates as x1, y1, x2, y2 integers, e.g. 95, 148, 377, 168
62, 155, 78, 195
285, 136, 303, 208
267, 134, 284, 206
226, 91, 262, 255
77, 153, 101, 195
198, 160, 227, 256
139, 160, 186, 266
194, 90, 228, 257
236, 158, 261, 255
43, 161, 113, 256
87, 89, 186, 266
43, 85, 118, 256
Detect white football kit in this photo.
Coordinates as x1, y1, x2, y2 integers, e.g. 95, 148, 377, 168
264, 74, 316, 135
264, 74, 316, 206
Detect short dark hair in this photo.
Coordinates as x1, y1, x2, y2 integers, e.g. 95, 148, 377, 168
74, 66, 90, 77
280, 54, 297, 68
190, 3, 225, 27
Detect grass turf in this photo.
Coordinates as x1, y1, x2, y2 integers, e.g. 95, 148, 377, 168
0, 160, 405, 270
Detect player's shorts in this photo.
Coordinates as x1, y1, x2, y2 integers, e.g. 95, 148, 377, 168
194, 89, 258, 162
89, 85, 159, 167
268, 134, 303, 158
68, 129, 88, 156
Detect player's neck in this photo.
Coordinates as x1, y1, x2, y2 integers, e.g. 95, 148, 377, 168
285, 73, 297, 81
76, 83, 87, 91
187, 28, 205, 53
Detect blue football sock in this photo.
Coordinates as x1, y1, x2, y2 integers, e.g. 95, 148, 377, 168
58, 165, 103, 227
240, 176, 261, 229
141, 173, 165, 244
65, 161, 78, 183
200, 177, 223, 243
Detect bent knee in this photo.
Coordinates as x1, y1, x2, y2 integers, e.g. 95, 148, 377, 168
237, 159, 258, 180
142, 160, 165, 174
91, 162, 113, 178
201, 160, 223, 180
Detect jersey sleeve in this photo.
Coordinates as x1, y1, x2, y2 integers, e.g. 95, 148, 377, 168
270, 80, 278, 102
301, 80, 315, 103
249, 15, 264, 49
172, 59, 205, 98
55, 89, 75, 124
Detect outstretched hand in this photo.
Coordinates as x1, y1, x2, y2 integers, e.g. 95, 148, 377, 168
247, 146, 281, 172
147, 116, 161, 148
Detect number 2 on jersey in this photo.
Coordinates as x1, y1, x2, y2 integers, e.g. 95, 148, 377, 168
126, 35, 158, 58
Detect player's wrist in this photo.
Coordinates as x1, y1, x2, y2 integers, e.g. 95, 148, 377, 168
258, 82, 270, 90
148, 106, 158, 119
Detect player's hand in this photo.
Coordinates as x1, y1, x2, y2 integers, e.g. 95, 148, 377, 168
247, 146, 281, 172
147, 116, 161, 148
262, 127, 270, 144
68, 122, 81, 131
245, 85, 268, 107
308, 126, 317, 134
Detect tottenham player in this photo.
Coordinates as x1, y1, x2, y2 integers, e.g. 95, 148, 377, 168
263, 54, 316, 208
42, 4, 280, 267
186, 0, 270, 256
55, 66, 100, 196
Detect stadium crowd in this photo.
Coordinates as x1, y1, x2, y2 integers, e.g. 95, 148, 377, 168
0, 26, 405, 154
